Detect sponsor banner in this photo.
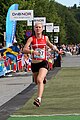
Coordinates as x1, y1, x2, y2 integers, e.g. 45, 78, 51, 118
27, 17, 46, 27
54, 26, 60, 32
46, 23, 53, 32
54, 36, 58, 43
27, 19, 32, 26
6, 4, 19, 47
10, 10, 33, 21
33, 17, 46, 26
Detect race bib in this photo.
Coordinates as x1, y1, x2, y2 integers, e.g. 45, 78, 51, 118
34, 48, 45, 59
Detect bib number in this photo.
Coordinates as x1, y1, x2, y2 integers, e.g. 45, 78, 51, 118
34, 48, 45, 59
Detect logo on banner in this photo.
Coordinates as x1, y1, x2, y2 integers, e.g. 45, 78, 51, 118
54, 26, 59, 32
10, 10, 33, 21
27, 17, 46, 27
46, 23, 53, 32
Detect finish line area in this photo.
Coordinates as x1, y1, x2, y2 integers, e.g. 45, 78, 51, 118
5, 66, 80, 120
8, 114, 80, 120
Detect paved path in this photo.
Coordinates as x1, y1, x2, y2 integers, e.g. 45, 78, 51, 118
61, 55, 80, 67
0, 72, 32, 107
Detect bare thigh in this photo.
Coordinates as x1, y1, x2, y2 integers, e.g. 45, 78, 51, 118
37, 68, 48, 82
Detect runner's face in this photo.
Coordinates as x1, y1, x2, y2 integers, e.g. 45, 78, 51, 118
34, 23, 43, 34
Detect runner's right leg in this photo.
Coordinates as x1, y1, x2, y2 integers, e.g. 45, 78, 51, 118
33, 72, 38, 84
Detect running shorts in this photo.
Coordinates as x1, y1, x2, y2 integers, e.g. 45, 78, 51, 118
31, 60, 49, 73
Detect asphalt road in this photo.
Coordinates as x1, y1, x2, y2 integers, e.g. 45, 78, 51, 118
61, 54, 80, 67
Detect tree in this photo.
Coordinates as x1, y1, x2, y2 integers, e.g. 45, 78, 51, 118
1, 0, 80, 46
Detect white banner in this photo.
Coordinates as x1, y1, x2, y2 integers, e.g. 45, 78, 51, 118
27, 17, 46, 26
54, 36, 58, 43
27, 19, 32, 26
34, 17, 46, 26
46, 23, 53, 32
10, 10, 33, 21
54, 26, 59, 32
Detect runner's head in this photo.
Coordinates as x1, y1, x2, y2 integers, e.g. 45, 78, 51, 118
34, 22, 43, 35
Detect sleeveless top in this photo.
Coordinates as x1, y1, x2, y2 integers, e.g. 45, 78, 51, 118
31, 35, 46, 60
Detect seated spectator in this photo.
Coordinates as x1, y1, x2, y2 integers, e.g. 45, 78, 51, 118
3, 40, 21, 72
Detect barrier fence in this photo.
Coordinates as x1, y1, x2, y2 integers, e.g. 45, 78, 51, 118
0, 54, 23, 76
0, 52, 61, 77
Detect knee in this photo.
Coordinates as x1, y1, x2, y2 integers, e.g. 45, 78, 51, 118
37, 76, 43, 84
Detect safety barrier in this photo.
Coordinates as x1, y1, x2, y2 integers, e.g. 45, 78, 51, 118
0, 60, 7, 76
0, 53, 33, 77
0, 54, 23, 76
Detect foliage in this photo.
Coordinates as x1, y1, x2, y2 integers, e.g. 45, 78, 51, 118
0, 0, 80, 46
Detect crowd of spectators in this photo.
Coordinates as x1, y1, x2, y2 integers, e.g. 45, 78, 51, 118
61, 43, 80, 55
0, 42, 80, 76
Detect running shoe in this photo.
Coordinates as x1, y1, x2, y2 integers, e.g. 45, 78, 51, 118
43, 77, 47, 84
33, 98, 41, 107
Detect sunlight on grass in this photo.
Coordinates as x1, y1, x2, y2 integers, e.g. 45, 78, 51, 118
12, 67, 80, 115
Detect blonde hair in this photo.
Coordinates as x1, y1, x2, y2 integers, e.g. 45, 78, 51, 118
34, 22, 43, 28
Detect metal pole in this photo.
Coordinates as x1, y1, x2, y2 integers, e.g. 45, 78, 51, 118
32, 20, 34, 36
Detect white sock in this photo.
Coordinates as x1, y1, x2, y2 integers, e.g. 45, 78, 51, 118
37, 97, 41, 102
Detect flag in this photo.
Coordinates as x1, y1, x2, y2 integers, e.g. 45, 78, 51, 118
6, 4, 19, 47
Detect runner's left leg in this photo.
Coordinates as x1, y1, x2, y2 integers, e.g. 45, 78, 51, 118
37, 68, 48, 98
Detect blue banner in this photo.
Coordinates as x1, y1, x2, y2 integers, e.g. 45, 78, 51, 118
6, 4, 19, 47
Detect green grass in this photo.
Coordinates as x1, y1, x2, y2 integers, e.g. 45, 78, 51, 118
8, 115, 80, 120
8, 67, 80, 119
